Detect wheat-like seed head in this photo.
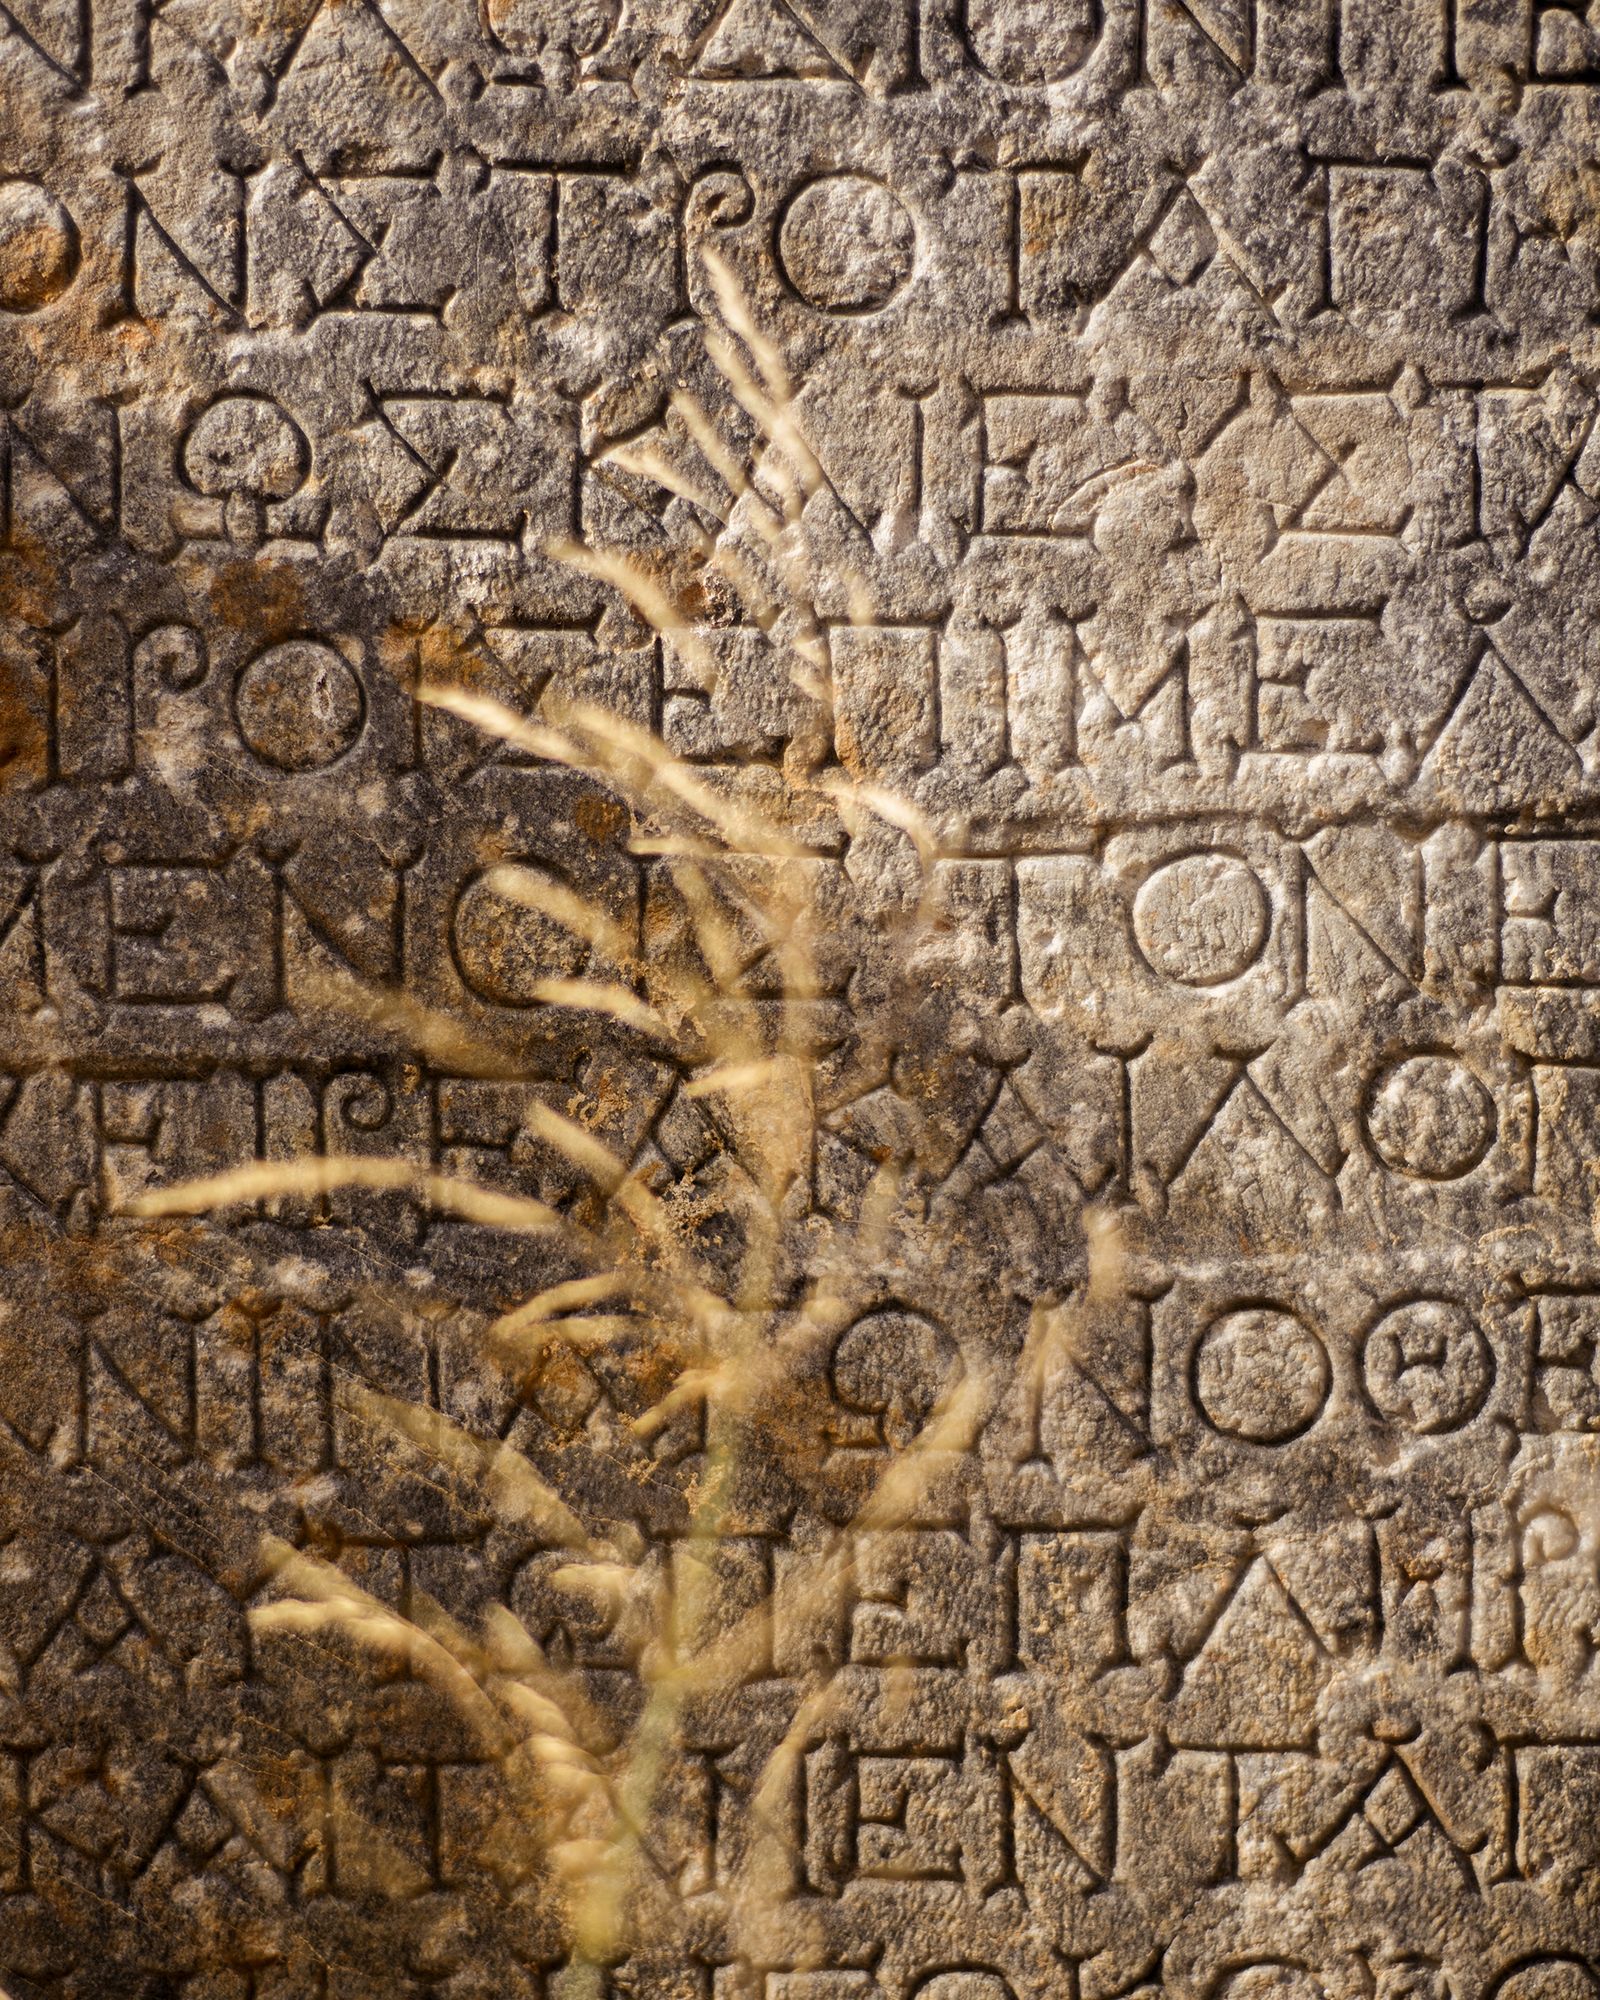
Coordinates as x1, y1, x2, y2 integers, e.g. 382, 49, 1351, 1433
123, 249, 1124, 1981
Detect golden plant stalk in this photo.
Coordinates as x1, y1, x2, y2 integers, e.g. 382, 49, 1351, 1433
125, 249, 1106, 1983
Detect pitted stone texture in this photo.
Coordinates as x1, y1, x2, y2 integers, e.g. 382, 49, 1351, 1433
4, 1, 1600, 1996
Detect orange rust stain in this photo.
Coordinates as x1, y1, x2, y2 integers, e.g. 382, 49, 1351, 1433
208, 557, 306, 644
413, 616, 486, 688
577, 1062, 638, 1133
574, 795, 626, 844
0, 519, 64, 630
0, 640, 48, 790
113, 316, 160, 359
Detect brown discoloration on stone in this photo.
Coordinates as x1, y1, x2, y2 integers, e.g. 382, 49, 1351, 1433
207, 558, 308, 646
8, 5, 1600, 1995
574, 796, 626, 845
